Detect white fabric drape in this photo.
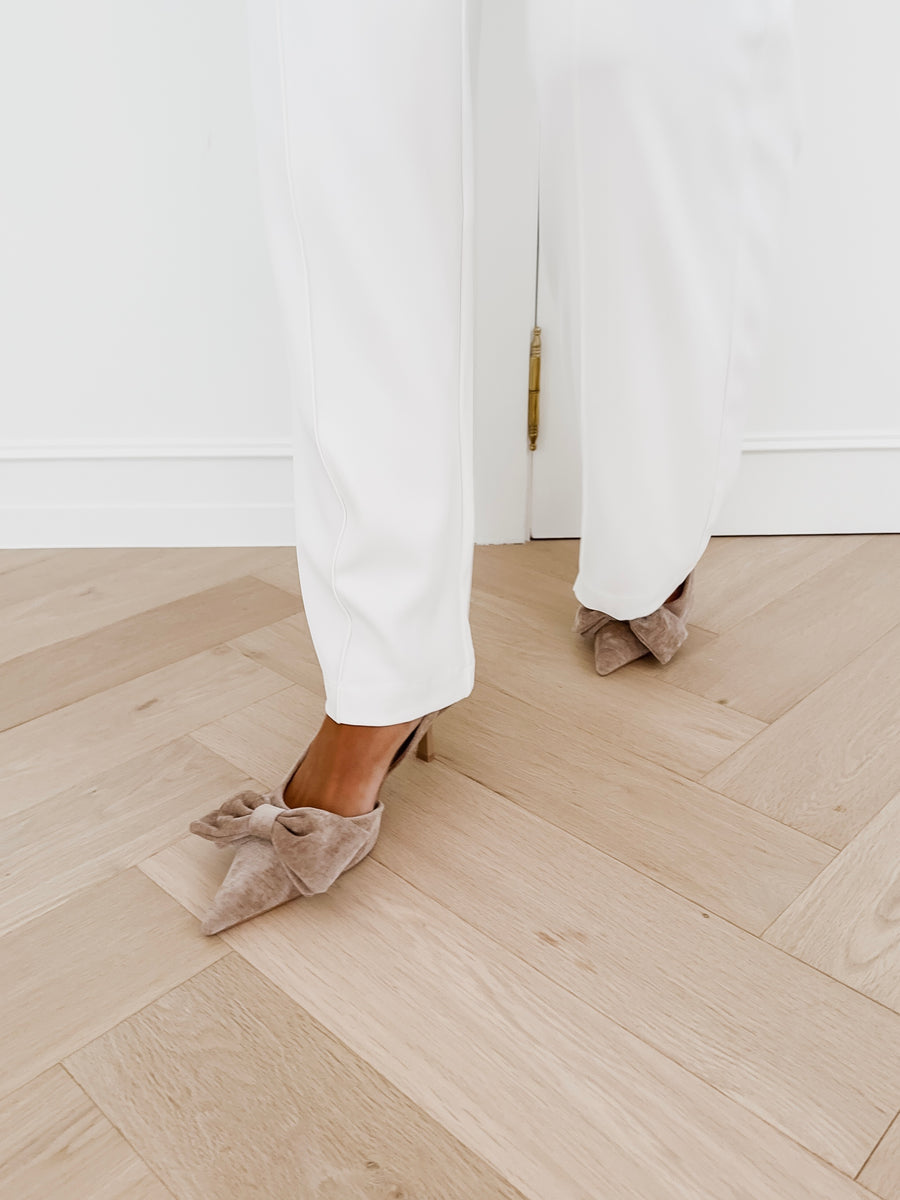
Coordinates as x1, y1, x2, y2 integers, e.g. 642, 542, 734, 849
246, 0, 796, 723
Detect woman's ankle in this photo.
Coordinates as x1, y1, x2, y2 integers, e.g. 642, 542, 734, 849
283, 715, 419, 814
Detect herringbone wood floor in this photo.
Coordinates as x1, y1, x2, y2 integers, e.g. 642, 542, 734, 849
1, 536, 899, 1200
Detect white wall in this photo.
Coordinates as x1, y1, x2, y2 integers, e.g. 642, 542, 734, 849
2, 0, 898, 547
717, 0, 900, 532
0, 1, 296, 546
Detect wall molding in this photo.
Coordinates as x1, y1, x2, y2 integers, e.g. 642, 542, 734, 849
3, 429, 900, 461
0, 438, 290, 460
715, 438, 900, 535
1, 432, 898, 546
742, 431, 900, 452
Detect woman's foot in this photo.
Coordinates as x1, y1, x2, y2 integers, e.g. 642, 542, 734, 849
283, 716, 420, 817
575, 573, 695, 674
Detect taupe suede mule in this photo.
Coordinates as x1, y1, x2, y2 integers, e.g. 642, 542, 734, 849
574, 572, 695, 675
189, 709, 442, 936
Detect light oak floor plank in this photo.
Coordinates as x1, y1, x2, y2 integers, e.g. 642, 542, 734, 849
66, 953, 528, 1200
371, 757, 900, 1174
248, 554, 303, 597
0, 868, 227, 1102
860, 1111, 900, 1200
0, 547, 290, 664
687, 534, 872, 634
472, 545, 719, 654
143, 836, 878, 1200
0, 549, 168, 612
764, 791, 900, 1013
470, 591, 764, 780
471, 550, 665, 633
476, 534, 870, 636
190, 683, 323, 790
0, 643, 291, 817
477, 537, 581, 583
433, 679, 835, 933
704, 622, 900, 847
5, 536, 894, 1199
228, 610, 325, 697
0, 575, 299, 732
0, 1065, 172, 1200
0, 548, 62, 576
473, 548, 718, 641
0, 736, 261, 936
657, 535, 900, 722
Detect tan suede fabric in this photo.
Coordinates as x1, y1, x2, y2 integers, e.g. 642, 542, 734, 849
189, 791, 383, 935
188, 709, 442, 936
574, 573, 695, 675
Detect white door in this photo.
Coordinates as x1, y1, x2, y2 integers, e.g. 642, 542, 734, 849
474, 0, 900, 544
528, 217, 582, 539
470, 0, 537, 545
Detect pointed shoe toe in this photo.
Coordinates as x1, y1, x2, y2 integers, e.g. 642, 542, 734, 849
574, 572, 696, 674
191, 786, 384, 936
574, 603, 648, 674
199, 838, 300, 936
592, 620, 650, 674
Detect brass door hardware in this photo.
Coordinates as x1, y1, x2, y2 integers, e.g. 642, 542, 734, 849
528, 325, 541, 451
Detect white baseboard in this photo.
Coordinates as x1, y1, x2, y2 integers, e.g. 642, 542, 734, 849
0, 440, 297, 548
1, 503, 298, 549
713, 432, 900, 534
0, 433, 898, 547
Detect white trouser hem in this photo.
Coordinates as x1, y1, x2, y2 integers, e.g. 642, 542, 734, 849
572, 535, 711, 621
572, 578, 686, 623
324, 659, 476, 727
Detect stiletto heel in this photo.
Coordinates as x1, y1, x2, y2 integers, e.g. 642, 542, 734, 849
416, 726, 436, 762
386, 707, 444, 771
188, 707, 446, 935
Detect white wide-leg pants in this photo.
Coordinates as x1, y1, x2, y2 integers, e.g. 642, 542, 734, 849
246, 0, 797, 726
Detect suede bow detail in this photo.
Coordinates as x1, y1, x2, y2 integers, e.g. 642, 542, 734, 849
188, 711, 443, 935
574, 573, 695, 675
189, 788, 383, 899
572, 607, 616, 641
